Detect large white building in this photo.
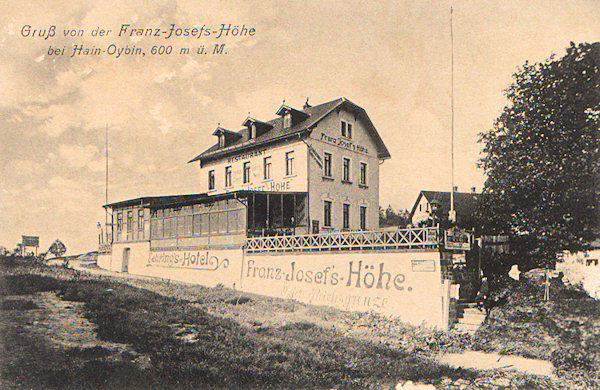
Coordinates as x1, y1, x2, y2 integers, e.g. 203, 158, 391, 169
188, 97, 390, 234
96, 99, 462, 330
101, 98, 391, 269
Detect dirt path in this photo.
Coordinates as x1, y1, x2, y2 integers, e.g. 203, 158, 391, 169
439, 351, 555, 378
0, 291, 149, 388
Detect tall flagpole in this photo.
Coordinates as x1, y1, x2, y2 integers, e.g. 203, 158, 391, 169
449, 6, 456, 223
105, 124, 109, 241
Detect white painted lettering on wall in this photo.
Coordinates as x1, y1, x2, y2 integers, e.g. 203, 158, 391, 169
320, 133, 368, 154
245, 179, 292, 192
282, 285, 389, 310
148, 251, 229, 270
245, 259, 410, 291
226, 148, 268, 163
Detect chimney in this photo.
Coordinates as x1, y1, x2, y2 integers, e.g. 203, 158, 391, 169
471, 186, 476, 193
303, 97, 311, 110
453, 186, 458, 192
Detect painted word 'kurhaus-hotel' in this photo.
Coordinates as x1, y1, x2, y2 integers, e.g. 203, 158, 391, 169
101, 97, 391, 265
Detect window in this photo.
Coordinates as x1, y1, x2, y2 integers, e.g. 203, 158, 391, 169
323, 152, 332, 177
208, 170, 215, 190
117, 212, 123, 231
360, 162, 367, 185
347, 123, 352, 139
218, 134, 225, 148
323, 200, 332, 227
341, 121, 347, 137
127, 211, 133, 233
263, 156, 271, 180
193, 214, 202, 236
225, 166, 232, 187
343, 158, 351, 182
151, 218, 163, 239
243, 162, 250, 183
343, 204, 350, 229
360, 206, 367, 230
164, 217, 175, 238
284, 112, 292, 128
138, 209, 144, 231
285, 151, 294, 176
180, 215, 193, 237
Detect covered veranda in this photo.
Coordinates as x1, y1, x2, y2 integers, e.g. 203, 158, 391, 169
244, 191, 308, 236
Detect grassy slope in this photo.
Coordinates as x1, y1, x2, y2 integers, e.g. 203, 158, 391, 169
0, 257, 472, 389
2, 256, 599, 389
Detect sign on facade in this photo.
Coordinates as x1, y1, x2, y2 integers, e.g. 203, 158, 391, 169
444, 228, 471, 251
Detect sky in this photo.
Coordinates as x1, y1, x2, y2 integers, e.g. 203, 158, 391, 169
1, 0, 599, 254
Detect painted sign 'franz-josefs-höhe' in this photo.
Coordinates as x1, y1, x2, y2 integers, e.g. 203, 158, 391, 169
244, 259, 411, 291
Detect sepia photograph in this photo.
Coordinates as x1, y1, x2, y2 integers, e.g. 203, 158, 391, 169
0, 1, 599, 388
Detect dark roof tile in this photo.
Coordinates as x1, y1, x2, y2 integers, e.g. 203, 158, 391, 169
188, 98, 390, 163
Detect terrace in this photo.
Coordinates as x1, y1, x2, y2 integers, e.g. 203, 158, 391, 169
244, 226, 440, 253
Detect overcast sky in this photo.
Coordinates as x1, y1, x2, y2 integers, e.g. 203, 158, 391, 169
1, 0, 599, 254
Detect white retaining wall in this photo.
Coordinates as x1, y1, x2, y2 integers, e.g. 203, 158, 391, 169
99, 246, 447, 328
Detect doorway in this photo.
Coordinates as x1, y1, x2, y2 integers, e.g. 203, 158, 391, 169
122, 248, 130, 273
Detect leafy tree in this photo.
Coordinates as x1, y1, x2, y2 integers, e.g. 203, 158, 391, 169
478, 42, 600, 270
379, 205, 410, 227
48, 239, 67, 258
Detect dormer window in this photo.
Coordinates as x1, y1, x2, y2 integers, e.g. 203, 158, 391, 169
283, 112, 292, 128
275, 104, 310, 129
212, 126, 242, 149
243, 117, 273, 140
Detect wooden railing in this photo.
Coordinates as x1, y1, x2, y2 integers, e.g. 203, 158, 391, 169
244, 227, 440, 253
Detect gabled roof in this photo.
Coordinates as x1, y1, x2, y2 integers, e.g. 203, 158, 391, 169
212, 126, 241, 138
275, 104, 310, 122
241, 117, 273, 129
409, 190, 480, 227
188, 98, 391, 164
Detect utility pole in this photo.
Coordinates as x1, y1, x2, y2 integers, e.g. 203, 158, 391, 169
449, 6, 456, 224
105, 124, 109, 244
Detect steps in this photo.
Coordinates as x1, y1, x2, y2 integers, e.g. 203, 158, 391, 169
453, 303, 487, 334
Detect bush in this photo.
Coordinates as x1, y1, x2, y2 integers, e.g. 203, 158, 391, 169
0, 274, 61, 295
550, 347, 594, 371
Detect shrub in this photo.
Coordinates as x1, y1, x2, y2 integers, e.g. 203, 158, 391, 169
550, 347, 594, 371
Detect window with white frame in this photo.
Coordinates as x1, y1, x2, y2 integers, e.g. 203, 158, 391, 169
263, 156, 271, 180
285, 151, 294, 176
342, 203, 350, 229
323, 152, 332, 177
360, 206, 367, 230
208, 170, 215, 190
323, 200, 332, 227
225, 166, 232, 187
360, 162, 367, 185
243, 162, 250, 184
342, 157, 351, 182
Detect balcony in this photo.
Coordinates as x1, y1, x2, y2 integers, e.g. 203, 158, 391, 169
244, 226, 440, 253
